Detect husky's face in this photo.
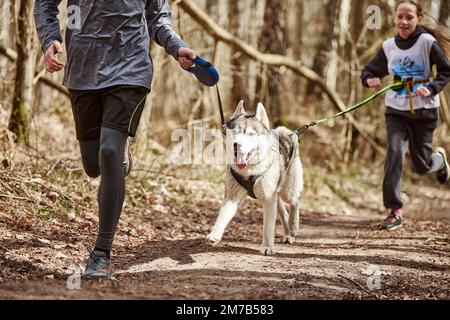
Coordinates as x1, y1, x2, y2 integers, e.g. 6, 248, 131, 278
225, 100, 271, 170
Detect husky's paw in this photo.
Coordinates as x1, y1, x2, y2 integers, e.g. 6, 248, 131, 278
260, 246, 276, 256
206, 233, 221, 246
282, 235, 295, 244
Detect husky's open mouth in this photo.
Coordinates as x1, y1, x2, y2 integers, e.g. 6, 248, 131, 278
235, 150, 254, 170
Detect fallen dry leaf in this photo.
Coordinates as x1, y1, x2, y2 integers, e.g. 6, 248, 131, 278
37, 238, 50, 244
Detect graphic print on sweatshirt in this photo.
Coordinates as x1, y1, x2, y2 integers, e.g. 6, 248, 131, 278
383, 33, 438, 111
392, 55, 429, 97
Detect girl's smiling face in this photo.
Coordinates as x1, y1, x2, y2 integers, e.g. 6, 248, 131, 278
394, 2, 421, 39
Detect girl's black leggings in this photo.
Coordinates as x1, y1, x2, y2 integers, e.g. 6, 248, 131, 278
383, 107, 444, 209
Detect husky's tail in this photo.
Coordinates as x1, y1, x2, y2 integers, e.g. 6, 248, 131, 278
274, 126, 299, 170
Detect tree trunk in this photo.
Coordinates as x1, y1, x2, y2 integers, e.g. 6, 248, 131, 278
349, 0, 367, 102
254, 0, 287, 125
325, 0, 347, 92
347, 0, 368, 160
229, 0, 248, 111
0, 0, 11, 104
293, 0, 303, 59
292, 0, 304, 97
379, 0, 395, 36
349, 0, 366, 51
439, 0, 450, 26
205, 0, 216, 16
8, 0, 36, 145
438, 0, 450, 126
305, 0, 339, 97
247, 0, 264, 107
417, 0, 432, 12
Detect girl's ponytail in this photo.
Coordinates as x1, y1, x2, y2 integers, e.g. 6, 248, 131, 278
421, 22, 450, 59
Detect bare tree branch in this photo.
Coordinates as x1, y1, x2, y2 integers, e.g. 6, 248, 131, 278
176, 0, 385, 155
0, 44, 17, 61
36, 75, 69, 97
0, 44, 69, 97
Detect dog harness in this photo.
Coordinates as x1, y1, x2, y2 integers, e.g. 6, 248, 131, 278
229, 148, 276, 199
229, 168, 260, 199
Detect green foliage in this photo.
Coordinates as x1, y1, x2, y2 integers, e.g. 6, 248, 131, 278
202, 165, 225, 185
37, 205, 54, 220
8, 101, 30, 145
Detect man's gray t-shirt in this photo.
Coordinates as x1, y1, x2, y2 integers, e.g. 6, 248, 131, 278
34, 0, 187, 90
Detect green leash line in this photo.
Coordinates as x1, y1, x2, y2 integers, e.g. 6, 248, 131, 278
296, 81, 405, 135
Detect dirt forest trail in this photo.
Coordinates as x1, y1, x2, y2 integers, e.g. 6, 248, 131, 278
2, 0, 450, 303
1, 185, 449, 300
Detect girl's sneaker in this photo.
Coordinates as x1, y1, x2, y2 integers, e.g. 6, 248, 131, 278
435, 147, 449, 184
378, 210, 403, 230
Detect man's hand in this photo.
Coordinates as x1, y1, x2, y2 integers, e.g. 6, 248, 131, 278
44, 41, 64, 73
366, 77, 381, 89
177, 47, 196, 69
415, 85, 431, 97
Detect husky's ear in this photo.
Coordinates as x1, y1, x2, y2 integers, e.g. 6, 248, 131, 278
231, 99, 245, 119
255, 102, 270, 128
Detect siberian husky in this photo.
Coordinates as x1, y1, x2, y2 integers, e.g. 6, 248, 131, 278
206, 100, 304, 255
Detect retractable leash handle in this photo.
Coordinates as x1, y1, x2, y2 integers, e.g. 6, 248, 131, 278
184, 56, 220, 87
183, 55, 225, 129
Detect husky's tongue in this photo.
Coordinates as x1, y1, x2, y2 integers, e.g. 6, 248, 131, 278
236, 153, 248, 170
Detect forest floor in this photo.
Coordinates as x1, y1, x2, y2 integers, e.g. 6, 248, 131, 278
0, 113, 449, 300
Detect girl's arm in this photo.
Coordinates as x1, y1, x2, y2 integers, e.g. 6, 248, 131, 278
361, 47, 389, 87
429, 42, 450, 96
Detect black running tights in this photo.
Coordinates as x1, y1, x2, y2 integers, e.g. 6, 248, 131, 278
79, 127, 127, 251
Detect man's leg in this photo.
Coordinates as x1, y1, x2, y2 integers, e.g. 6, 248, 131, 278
94, 85, 148, 252
81, 127, 127, 280
81, 86, 149, 280
101, 85, 149, 177
79, 140, 100, 178
69, 89, 102, 178
95, 127, 128, 254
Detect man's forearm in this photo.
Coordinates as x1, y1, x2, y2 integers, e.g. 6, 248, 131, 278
34, 0, 63, 52
146, 0, 187, 59
155, 25, 187, 59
